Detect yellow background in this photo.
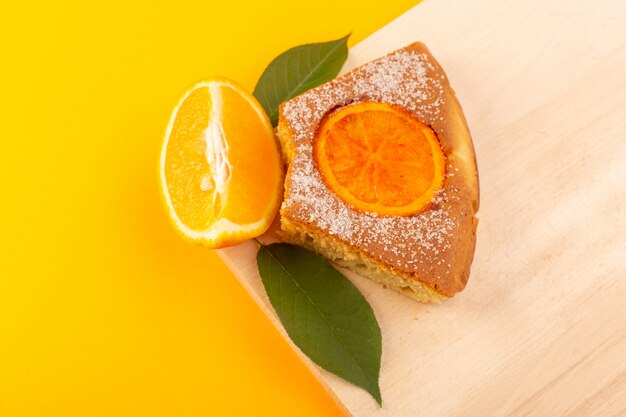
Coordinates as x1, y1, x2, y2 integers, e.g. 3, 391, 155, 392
1, 1, 417, 415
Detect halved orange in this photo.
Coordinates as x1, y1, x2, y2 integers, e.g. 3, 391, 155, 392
159, 77, 283, 248
313, 101, 445, 216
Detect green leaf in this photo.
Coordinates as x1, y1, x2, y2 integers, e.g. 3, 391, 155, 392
256, 243, 382, 405
253, 34, 350, 126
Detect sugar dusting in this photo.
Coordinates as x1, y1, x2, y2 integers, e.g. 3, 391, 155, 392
283, 51, 446, 140
281, 49, 461, 275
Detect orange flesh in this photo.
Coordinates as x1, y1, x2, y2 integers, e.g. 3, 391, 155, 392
218, 85, 283, 225
162, 79, 282, 244
313, 101, 445, 216
164, 87, 214, 230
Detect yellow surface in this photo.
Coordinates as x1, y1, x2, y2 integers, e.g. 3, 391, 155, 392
0, 1, 417, 415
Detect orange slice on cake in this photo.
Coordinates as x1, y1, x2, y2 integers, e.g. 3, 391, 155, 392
159, 77, 283, 248
313, 101, 445, 216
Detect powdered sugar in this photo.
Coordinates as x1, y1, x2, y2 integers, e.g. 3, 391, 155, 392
281, 48, 463, 275
283, 51, 446, 143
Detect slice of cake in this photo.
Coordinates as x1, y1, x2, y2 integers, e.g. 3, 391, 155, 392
277, 42, 479, 303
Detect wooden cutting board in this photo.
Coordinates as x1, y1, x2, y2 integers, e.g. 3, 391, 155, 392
218, 0, 626, 415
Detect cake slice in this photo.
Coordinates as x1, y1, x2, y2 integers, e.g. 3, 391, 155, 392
277, 42, 479, 303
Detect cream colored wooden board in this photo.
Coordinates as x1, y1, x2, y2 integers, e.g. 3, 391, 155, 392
218, 0, 626, 415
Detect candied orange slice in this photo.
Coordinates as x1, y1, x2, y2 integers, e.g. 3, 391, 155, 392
159, 77, 283, 248
313, 101, 445, 216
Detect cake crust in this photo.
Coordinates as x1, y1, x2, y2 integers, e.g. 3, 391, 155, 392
277, 42, 479, 301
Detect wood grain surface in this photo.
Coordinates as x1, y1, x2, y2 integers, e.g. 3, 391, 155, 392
218, 0, 626, 415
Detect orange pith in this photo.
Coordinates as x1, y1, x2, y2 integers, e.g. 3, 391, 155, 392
313, 101, 445, 216
160, 77, 283, 248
